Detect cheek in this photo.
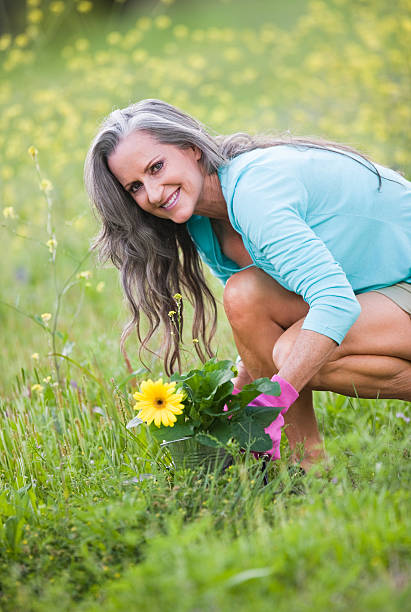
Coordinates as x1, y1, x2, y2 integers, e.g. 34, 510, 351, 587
191, 165, 204, 191
134, 195, 148, 211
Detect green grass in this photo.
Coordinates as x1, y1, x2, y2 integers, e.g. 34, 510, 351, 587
0, 381, 410, 610
1, 0, 410, 609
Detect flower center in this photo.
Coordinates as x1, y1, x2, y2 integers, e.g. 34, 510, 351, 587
156, 399, 164, 406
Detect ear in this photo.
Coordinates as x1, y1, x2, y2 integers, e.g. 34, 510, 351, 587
191, 145, 202, 161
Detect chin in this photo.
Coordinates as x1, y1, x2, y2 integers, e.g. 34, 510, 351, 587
171, 215, 190, 225
169, 208, 194, 224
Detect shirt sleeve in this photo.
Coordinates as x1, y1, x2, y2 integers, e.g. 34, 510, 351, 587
231, 163, 361, 344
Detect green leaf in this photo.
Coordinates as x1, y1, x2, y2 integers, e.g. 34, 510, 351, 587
230, 420, 273, 452
224, 392, 255, 414
211, 379, 234, 404
207, 406, 278, 452
43, 385, 55, 404
149, 421, 194, 442
172, 359, 235, 409
201, 380, 235, 416
224, 378, 281, 412
5, 516, 25, 551
239, 381, 279, 407
244, 405, 282, 420
195, 432, 222, 448
205, 419, 235, 446
248, 378, 281, 396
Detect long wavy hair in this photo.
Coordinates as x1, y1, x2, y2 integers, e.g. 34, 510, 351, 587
84, 98, 382, 374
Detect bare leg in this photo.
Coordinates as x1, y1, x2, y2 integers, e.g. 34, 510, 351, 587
224, 269, 411, 471
310, 354, 411, 399
233, 336, 324, 470
282, 389, 325, 468
224, 269, 323, 469
274, 293, 411, 400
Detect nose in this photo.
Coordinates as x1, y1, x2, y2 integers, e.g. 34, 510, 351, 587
145, 180, 163, 206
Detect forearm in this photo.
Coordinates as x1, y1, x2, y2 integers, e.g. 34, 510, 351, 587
277, 329, 338, 391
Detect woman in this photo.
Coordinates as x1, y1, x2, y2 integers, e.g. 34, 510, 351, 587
85, 99, 411, 471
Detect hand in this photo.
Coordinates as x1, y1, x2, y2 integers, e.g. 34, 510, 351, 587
257, 375, 299, 459
268, 374, 299, 408
229, 375, 299, 460
232, 359, 253, 389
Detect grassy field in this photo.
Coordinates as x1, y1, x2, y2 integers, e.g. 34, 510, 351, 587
0, 0, 410, 609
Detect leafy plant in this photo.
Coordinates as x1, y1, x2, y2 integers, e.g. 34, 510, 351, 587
140, 358, 283, 452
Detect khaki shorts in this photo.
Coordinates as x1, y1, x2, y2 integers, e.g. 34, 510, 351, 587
371, 281, 411, 317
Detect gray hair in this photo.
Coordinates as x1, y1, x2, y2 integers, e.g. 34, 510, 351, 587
86, 98, 226, 181
84, 100, 223, 374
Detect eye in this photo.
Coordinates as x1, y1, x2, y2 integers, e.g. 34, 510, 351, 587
129, 182, 142, 194
151, 160, 164, 173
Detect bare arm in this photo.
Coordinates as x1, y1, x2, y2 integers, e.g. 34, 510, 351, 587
277, 329, 337, 392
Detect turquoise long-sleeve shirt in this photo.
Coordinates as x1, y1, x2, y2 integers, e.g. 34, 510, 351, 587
186, 145, 411, 345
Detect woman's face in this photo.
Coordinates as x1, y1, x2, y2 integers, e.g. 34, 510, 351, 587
107, 130, 204, 224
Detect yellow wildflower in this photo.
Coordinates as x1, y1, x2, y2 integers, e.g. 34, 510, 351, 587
46, 238, 57, 253
188, 55, 206, 70
0, 34, 11, 51
2, 166, 13, 180
168, 310, 176, 317
41, 312, 52, 323
77, 1, 93, 13
15, 34, 29, 47
40, 179, 53, 193
75, 38, 89, 52
137, 17, 152, 31
133, 379, 185, 428
155, 16, 171, 30
28, 145, 38, 159
96, 281, 105, 292
107, 32, 121, 45
173, 293, 182, 301
31, 384, 44, 393
43, 376, 51, 383
192, 338, 199, 343
132, 49, 148, 63
50, 1, 65, 15
77, 270, 92, 280
31, 353, 40, 360
28, 9, 43, 23
3, 206, 15, 219
173, 25, 188, 39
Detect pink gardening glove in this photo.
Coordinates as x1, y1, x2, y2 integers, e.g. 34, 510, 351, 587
225, 375, 299, 460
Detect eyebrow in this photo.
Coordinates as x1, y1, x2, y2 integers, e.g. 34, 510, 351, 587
124, 157, 157, 190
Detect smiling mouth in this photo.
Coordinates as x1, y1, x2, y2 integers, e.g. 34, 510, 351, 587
160, 188, 180, 210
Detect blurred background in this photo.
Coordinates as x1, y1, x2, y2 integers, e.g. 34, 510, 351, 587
1, 0, 410, 392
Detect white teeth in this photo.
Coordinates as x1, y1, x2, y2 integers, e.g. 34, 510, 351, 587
161, 189, 179, 209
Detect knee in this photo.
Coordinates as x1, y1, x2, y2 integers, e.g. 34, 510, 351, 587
223, 268, 266, 326
272, 333, 295, 370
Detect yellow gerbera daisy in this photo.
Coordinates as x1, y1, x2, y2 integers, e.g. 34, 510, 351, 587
133, 379, 185, 428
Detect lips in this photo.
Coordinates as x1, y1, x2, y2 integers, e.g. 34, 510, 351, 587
161, 188, 180, 210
